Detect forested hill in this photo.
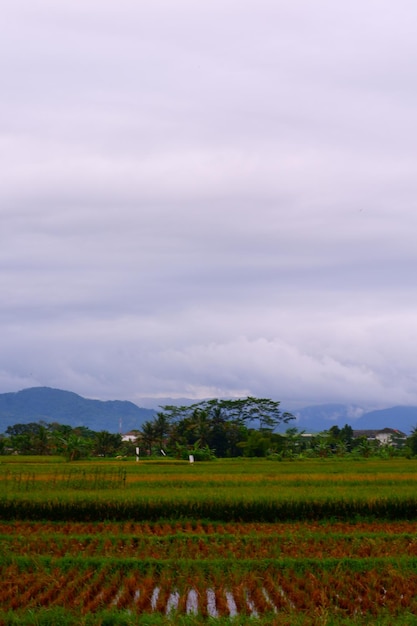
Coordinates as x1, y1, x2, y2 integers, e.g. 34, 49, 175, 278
0, 387, 155, 433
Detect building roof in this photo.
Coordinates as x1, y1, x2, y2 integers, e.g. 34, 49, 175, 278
353, 428, 406, 438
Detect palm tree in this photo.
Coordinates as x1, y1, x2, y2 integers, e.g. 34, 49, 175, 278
153, 413, 171, 450
187, 409, 211, 448
60, 434, 92, 462
140, 420, 157, 456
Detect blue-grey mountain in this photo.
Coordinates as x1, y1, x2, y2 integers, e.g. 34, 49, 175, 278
292, 404, 415, 434
0, 387, 154, 434
352, 406, 417, 434
0, 389, 415, 435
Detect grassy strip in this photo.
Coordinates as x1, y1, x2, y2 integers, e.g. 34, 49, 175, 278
4, 554, 417, 574
4, 608, 414, 626
1, 496, 417, 521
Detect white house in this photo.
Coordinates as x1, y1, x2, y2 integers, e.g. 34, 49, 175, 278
122, 431, 139, 443
353, 428, 406, 447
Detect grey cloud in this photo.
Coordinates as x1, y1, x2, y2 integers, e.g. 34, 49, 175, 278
1, 0, 417, 409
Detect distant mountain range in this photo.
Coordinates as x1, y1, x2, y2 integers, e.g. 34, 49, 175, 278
0, 388, 416, 435
0, 387, 155, 434
292, 403, 417, 435
138, 398, 417, 434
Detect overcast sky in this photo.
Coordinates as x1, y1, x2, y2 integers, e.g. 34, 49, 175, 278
1, 0, 417, 410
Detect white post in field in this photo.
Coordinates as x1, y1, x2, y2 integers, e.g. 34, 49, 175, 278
189, 454, 194, 463
136, 447, 140, 462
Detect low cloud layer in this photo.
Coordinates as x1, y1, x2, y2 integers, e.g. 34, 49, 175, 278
2, 1, 417, 409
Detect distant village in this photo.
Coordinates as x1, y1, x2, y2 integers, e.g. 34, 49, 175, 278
1, 420, 410, 460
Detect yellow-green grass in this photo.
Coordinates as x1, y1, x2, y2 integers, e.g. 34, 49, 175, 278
1, 457, 417, 521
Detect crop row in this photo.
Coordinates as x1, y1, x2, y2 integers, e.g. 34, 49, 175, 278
2, 561, 417, 618
3, 495, 417, 521
3, 532, 417, 560
2, 519, 417, 536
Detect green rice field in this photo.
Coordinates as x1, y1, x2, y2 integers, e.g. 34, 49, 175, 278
2, 456, 417, 624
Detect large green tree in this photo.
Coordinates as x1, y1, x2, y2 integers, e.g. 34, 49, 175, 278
157, 397, 294, 458
6, 422, 52, 455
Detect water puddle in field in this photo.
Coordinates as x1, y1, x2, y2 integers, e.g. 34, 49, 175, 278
145, 584, 280, 617
225, 591, 238, 617
186, 589, 198, 614
207, 588, 218, 617
245, 589, 258, 617
262, 587, 278, 613
151, 586, 160, 610
278, 585, 295, 609
111, 588, 123, 606
166, 590, 180, 613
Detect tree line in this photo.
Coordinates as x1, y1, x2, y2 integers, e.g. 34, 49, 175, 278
0, 396, 415, 460
0, 422, 124, 461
